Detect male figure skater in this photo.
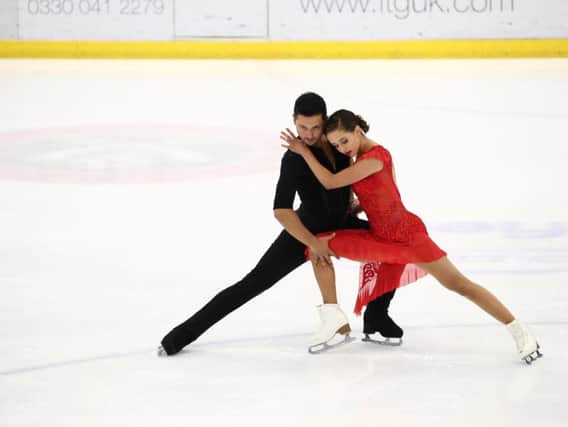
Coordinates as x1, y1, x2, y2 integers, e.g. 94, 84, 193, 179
159, 92, 402, 355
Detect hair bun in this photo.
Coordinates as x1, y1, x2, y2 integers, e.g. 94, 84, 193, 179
325, 109, 370, 134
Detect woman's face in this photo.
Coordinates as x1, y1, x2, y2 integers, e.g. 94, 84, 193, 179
326, 128, 360, 158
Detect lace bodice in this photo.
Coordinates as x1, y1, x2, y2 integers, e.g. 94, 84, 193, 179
353, 145, 426, 243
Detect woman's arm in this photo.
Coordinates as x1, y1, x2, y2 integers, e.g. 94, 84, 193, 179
280, 129, 382, 189
301, 149, 382, 189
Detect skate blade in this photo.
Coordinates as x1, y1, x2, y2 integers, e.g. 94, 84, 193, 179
308, 333, 356, 354
522, 344, 543, 365
362, 334, 402, 346
157, 345, 167, 357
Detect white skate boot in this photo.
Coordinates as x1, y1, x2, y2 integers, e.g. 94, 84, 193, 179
506, 319, 542, 365
308, 304, 355, 354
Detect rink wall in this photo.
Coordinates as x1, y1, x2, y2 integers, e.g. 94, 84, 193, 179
1, 0, 568, 58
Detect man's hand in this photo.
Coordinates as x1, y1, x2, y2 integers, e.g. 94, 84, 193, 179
280, 128, 308, 156
349, 198, 363, 215
309, 233, 337, 267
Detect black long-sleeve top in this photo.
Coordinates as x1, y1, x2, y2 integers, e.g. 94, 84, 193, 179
273, 146, 351, 233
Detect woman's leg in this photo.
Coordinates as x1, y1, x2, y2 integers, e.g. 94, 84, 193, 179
308, 256, 352, 353
311, 257, 338, 304
417, 256, 542, 363
417, 256, 514, 324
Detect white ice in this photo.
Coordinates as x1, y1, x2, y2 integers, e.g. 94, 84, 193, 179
0, 59, 567, 427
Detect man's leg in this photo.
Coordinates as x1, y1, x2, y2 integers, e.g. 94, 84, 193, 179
341, 216, 400, 336
160, 230, 306, 355
363, 290, 403, 339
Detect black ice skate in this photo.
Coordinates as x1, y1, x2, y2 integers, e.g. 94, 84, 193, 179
362, 292, 403, 346
362, 312, 403, 346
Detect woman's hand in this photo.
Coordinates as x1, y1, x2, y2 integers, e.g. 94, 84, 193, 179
280, 128, 308, 156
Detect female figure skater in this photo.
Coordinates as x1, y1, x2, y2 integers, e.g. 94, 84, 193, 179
281, 109, 541, 364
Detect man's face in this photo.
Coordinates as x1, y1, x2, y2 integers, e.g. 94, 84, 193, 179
294, 114, 325, 146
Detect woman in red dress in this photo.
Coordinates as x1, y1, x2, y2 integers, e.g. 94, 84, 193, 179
281, 109, 541, 364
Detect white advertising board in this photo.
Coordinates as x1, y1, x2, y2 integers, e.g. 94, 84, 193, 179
175, 0, 267, 38
11, 0, 568, 41
19, 0, 174, 40
0, 0, 19, 39
269, 0, 568, 40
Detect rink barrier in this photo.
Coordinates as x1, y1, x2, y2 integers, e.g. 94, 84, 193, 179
1, 39, 568, 59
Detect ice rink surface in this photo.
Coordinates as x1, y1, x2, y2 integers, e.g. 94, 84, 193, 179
1, 58, 567, 426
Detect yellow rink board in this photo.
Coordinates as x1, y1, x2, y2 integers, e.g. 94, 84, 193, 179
1, 39, 567, 59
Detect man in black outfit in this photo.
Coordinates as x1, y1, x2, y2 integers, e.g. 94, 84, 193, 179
159, 92, 401, 355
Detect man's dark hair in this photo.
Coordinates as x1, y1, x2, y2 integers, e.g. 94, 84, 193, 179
293, 92, 327, 119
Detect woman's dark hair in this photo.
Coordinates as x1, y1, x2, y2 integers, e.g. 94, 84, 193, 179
293, 92, 327, 119
324, 109, 370, 134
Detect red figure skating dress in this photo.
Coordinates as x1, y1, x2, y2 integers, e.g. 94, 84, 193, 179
319, 145, 446, 314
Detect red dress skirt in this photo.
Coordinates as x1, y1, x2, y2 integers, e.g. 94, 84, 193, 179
313, 145, 446, 314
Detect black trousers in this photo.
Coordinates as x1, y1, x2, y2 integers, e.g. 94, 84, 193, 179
161, 216, 395, 355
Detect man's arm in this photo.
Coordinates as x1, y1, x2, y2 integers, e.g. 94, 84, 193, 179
274, 152, 336, 266
273, 209, 335, 266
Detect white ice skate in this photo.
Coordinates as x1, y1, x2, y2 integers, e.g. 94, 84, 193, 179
308, 304, 355, 354
506, 319, 542, 365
